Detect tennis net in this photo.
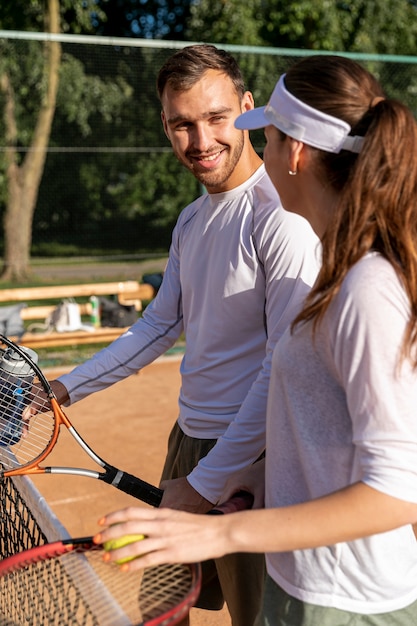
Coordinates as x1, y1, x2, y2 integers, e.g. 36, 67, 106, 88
0, 473, 103, 625
0, 473, 196, 626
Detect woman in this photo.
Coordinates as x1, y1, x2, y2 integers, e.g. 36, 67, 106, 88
94, 56, 417, 625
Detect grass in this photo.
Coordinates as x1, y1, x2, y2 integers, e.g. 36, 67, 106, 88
37, 344, 110, 369
0, 254, 168, 289
37, 340, 185, 370
4, 254, 185, 370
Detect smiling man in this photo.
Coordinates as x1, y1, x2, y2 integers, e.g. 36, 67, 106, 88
51, 45, 320, 625
160, 66, 255, 191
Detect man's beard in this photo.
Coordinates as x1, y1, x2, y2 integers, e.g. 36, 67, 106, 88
174, 133, 245, 191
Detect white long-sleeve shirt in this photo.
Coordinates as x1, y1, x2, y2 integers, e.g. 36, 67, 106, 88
266, 252, 417, 613
59, 165, 320, 502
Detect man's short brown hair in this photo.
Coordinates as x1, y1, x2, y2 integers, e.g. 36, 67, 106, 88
156, 44, 246, 101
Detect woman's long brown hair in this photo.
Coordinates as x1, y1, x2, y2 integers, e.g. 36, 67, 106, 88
287, 56, 417, 366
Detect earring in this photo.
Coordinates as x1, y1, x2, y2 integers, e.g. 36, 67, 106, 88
288, 169, 297, 176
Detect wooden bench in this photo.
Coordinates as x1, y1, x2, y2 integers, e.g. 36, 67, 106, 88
0, 281, 155, 349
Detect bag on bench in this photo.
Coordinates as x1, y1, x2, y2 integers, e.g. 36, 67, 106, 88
0, 303, 26, 339
48, 299, 82, 332
99, 297, 138, 328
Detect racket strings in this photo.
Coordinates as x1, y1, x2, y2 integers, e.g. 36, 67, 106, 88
139, 563, 194, 621
1, 547, 197, 626
0, 363, 56, 471
85, 552, 196, 623
1, 554, 100, 625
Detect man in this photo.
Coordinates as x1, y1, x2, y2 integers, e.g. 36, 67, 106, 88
51, 45, 320, 625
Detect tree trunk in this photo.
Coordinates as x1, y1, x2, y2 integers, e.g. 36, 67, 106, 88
1, 0, 61, 282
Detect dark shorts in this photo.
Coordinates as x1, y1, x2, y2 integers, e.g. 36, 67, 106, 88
161, 421, 265, 626
255, 574, 417, 626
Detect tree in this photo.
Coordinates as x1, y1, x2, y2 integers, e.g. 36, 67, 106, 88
33, 44, 183, 256
256, 0, 417, 53
0, 0, 61, 280
185, 1, 417, 138
0, 0, 132, 281
186, 0, 417, 54
186, 0, 264, 46
3, 0, 417, 277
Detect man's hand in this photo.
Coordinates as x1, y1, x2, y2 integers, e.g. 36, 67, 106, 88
22, 379, 70, 435
19, 381, 48, 439
50, 380, 70, 405
221, 457, 265, 510
160, 476, 214, 513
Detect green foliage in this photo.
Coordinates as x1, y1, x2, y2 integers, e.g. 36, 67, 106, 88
2, 0, 417, 261
34, 149, 199, 252
107, 152, 200, 226
0, 0, 105, 34
186, 0, 417, 55
57, 53, 133, 136
186, 0, 264, 45
0, 39, 49, 150
31, 242, 83, 257
257, 0, 417, 53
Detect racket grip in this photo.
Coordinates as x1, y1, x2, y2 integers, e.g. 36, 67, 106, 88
115, 472, 163, 507
208, 490, 254, 515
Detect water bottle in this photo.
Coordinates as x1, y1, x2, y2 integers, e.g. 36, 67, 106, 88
0, 345, 38, 447
90, 295, 100, 328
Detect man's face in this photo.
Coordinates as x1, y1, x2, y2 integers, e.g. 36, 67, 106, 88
161, 70, 253, 193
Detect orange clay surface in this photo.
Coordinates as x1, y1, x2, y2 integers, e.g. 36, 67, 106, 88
30, 355, 232, 626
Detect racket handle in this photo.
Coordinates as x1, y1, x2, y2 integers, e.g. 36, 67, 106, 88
208, 490, 254, 515
115, 473, 252, 513
113, 471, 163, 507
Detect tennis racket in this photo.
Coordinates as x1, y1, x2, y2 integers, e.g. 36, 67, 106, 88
0, 334, 163, 506
0, 492, 254, 625
0, 536, 201, 625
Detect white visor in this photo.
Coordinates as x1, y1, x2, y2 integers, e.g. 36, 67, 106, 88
235, 74, 363, 154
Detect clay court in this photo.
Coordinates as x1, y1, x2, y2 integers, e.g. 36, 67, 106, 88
30, 355, 232, 626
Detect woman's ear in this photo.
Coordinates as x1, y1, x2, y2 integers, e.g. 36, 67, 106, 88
288, 138, 305, 174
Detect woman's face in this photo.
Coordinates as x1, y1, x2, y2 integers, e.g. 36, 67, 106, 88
264, 124, 336, 238
263, 125, 299, 214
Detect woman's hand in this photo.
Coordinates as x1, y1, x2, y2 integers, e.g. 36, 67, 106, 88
94, 506, 237, 571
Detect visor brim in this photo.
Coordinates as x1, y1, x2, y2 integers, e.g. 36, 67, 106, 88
234, 106, 269, 130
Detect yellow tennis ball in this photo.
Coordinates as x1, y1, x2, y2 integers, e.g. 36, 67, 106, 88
103, 533, 146, 564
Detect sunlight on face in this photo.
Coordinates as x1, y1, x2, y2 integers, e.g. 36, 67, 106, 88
161, 70, 247, 193
264, 125, 307, 220
263, 125, 287, 198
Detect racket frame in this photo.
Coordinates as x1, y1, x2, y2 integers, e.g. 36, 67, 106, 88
0, 335, 163, 507
0, 535, 202, 626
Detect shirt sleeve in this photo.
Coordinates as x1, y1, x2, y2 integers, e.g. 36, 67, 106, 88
328, 256, 417, 503
58, 230, 184, 404
187, 210, 321, 502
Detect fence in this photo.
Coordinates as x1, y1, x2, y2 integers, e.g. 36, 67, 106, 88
1, 31, 417, 255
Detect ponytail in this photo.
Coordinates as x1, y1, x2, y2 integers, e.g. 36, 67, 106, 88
294, 99, 417, 365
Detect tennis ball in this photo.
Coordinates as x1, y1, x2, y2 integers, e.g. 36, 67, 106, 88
103, 533, 146, 565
